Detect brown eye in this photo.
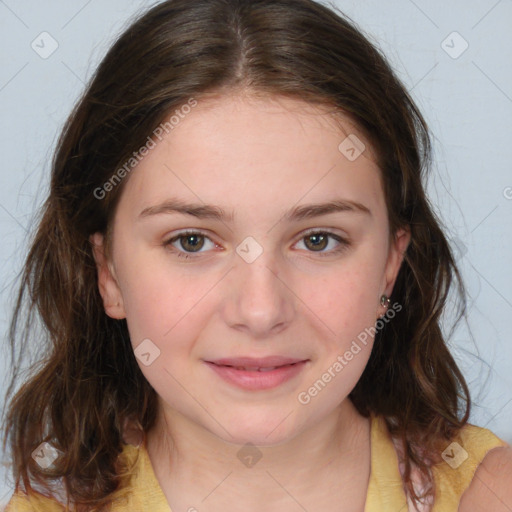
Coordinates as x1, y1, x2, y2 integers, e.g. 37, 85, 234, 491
295, 230, 350, 257
163, 231, 216, 260
178, 233, 205, 252
304, 233, 329, 251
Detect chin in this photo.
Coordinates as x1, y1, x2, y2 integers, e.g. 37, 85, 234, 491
211, 408, 304, 447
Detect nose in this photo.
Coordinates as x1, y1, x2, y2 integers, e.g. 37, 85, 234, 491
222, 245, 295, 339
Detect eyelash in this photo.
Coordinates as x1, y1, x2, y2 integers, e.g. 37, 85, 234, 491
163, 229, 350, 260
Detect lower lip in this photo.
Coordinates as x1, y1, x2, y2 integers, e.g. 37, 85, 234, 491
204, 361, 308, 390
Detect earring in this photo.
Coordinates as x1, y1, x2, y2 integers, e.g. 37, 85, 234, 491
380, 295, 391, 308
378, 295, 391, 320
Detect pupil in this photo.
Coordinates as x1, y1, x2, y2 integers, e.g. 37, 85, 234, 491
307, 234, 327, 251
182, 235, 203, 252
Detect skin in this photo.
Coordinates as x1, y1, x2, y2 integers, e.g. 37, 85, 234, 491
459, 446, 512, 511
91, 92, 412, 511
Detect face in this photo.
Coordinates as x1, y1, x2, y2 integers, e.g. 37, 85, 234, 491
91, 93, 409, 446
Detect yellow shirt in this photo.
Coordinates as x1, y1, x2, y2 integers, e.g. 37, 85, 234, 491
5, 415, 507, 511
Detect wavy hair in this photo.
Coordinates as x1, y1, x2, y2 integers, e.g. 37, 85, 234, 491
2, 0, 470, 510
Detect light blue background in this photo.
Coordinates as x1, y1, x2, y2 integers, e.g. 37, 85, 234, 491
1, 0, 511, 505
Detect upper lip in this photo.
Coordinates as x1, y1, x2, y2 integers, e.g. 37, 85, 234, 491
207, 356, 307, 368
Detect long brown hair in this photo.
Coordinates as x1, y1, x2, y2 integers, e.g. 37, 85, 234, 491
2, 0, 470, 509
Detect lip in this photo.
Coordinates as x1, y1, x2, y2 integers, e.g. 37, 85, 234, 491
208, 356, 306, 367
204, 357, 309, 391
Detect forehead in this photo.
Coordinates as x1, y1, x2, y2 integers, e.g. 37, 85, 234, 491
117, 93, 384, 218
162, 92, 376, 163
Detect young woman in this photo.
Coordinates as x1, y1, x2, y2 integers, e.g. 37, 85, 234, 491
3, 1, 511, 511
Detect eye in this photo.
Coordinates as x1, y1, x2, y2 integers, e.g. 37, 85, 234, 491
163, 230, 217, 259
163, 229, 350, 261
294, 230, 350, 257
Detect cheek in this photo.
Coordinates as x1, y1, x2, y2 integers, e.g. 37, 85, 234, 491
302, 256, 385, 346
294, 266, 381, 413
114, 240, 212, 341
121, 273, 212, 349
117, 269, 230, 403
118, 267, 213, 404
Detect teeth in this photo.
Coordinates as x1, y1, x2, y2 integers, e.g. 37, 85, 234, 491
233, 366, 279, 371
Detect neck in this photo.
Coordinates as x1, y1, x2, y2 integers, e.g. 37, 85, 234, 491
146, 399, 371, 512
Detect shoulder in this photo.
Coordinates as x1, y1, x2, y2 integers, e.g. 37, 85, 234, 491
4, 445, 139, 512
458, 444, 512, 511
4, 490, 65, 512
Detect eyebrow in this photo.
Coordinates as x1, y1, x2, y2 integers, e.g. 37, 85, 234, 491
138, 197, 371, 222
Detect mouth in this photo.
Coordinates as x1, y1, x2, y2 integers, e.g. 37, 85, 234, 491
204, 358, 309, 391
207, 356, 307, 368
209, 362, 302, 372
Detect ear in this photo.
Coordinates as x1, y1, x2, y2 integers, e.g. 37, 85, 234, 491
89, 232, 126, 319
380, 226, 411, 305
